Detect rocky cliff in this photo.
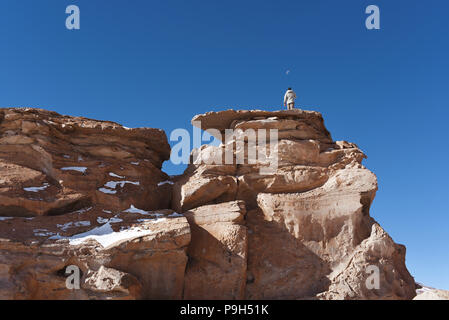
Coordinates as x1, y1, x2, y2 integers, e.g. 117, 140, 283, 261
0, 107, 417, 300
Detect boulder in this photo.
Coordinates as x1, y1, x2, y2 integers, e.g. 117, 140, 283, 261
183, 201, 247, 299
84, 266, 143, 300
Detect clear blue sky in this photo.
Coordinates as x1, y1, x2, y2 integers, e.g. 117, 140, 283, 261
0, 0, 448, 290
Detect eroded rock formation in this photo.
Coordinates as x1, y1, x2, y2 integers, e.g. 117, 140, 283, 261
0, 107, 418, 300
0, 108, 186, 299
175, 109, 416, 300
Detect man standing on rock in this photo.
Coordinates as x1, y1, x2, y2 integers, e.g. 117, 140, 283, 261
283, 87, 297, 110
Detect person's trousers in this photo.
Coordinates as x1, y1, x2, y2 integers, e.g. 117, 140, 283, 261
287, 103, 295, 110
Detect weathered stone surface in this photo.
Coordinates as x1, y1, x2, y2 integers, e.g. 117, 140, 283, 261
318, 223, 416, 300
183, 201, 247, 300
84, 266, 143, 300
0, 108, 186, 300
192, 109, 332, 143
0, 108, 172, 216
0, 206, 190, 300
0, 107, 420, 300
172, 173, 238, 212
176, 109, 417, 300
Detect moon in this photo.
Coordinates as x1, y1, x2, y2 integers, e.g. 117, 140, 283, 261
286, 70, 290, 75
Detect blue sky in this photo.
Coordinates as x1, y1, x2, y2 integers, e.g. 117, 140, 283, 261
0, 0, 448, 290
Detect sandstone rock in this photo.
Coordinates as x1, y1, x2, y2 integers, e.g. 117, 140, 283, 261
0, 107, 418, 300
183, 201, 247, 299
318, 223, 416, 300
84, 266, 143, 299
414, 285, 449, 300
0, 108, 187, 300
0, 206, 190, 299
176, 109, 416, 300
172, 173, 238, 212
192, 109, 332, 143
0, 108, 172, 216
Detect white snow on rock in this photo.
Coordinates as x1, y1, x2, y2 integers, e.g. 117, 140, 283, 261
23, 183, 50, 192
51, 219, 164, 248
123, 205, 149, 215
109, 172, 125, 179
0, 217, 13, 221
158, 180, 174, 187
105, 181, 140, 189
123, 205, 164, 218
57, 221, 91, 231
168, 212, 183, 217
61, 167, 88, 173
33, 229, 55, 237
137, 218, 167, 223
99, 188, 117, 194
97, 217, 109, 224
109, 217, 123, 223
99, 180, 139, 194
97, 216, 123, 224
75, 207, 92, 214
130, 161, 140, 165
124, 205, 148, 214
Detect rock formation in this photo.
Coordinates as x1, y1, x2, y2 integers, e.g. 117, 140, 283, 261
414, 284, 449, 300
0, 108, 187, 299
0, 107, 419, 300
175, 109, 416, 300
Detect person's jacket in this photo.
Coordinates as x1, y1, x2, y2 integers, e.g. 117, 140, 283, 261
284, 90, 297, 104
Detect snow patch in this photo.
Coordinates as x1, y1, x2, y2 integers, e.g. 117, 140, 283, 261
96, 216, 122, 225
23, 183, 49, 192
123, 205, 164, 218
75, 207, 92, 214
123, 205, 149, 215
33, 229, 55, 237
61, 167, 87, 173
105, 181, 139, 189
51, 220, 164, 248
168, 212, 183, 217
57, 221, 91, 231
97, 217, 109, 224
109, 172, 125, 179
99, 180, 139, 194
158, 180, 174, 187
99, 188, 117, 194
137, 218, 167, 223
